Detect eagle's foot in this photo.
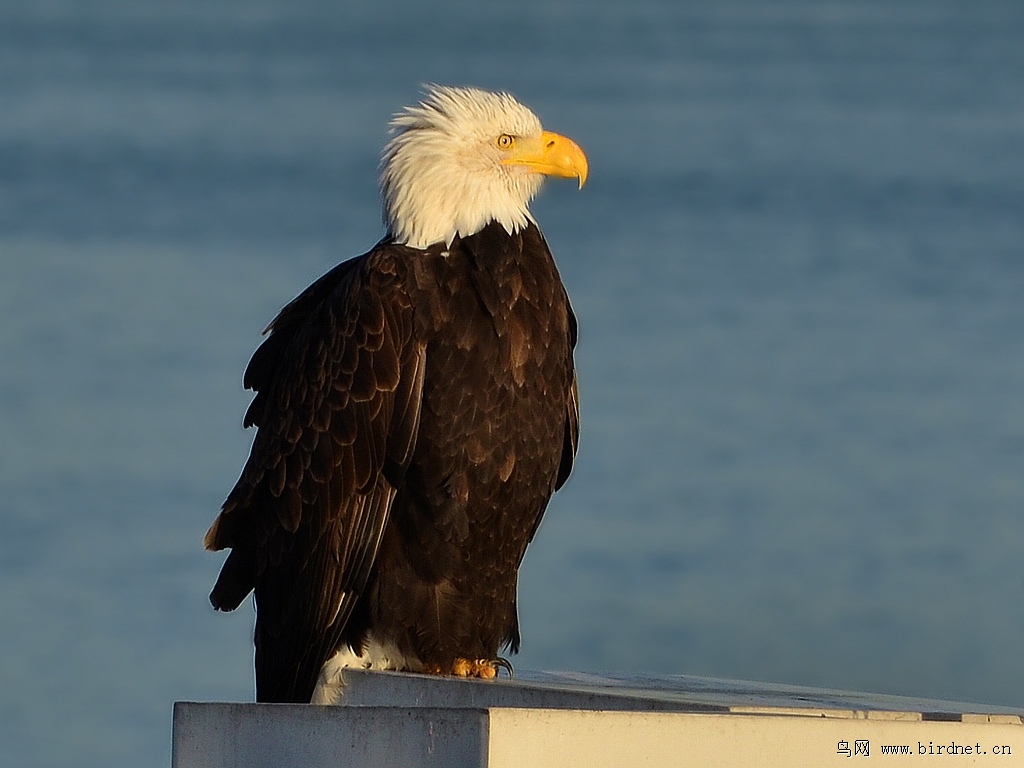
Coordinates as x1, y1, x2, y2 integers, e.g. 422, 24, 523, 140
453, 658, 493, 679
453, 657, 514, 679
424, 658, 514, 679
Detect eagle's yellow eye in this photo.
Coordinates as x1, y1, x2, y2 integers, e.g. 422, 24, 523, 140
496, 134, 515, 150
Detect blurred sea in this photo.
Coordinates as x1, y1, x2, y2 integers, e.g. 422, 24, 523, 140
2, 0, 1023, 765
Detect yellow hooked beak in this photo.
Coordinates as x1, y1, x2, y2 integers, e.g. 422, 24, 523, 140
500, 130, 589, 189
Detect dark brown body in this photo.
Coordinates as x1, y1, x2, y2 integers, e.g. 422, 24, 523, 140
205, 221, 578, 702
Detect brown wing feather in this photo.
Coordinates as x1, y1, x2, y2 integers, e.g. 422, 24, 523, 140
555, 300, 579, 492
204, 244, 424, 702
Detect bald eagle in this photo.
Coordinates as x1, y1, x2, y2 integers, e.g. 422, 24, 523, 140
204, 86, 586, 704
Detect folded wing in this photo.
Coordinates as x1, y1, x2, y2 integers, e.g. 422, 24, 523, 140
204, 249, 425, 702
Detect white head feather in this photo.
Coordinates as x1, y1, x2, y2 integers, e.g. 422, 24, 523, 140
380, 86, 547, 250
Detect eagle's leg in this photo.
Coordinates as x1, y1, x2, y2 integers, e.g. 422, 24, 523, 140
459, 657, 514, 679
423, 658, 514, 679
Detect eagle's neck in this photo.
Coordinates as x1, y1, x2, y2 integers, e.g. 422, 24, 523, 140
381, 158, 542, 250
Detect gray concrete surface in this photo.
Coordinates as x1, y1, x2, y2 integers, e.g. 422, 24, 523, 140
173, 670, 1024, 767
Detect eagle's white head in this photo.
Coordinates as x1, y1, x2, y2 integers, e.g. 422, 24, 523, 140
380, 85, 588, 250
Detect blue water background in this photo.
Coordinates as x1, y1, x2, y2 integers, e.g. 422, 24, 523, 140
2, 0, 1023, 765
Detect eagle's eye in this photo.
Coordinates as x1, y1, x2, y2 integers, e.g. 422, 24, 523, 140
496, 134, 515, 150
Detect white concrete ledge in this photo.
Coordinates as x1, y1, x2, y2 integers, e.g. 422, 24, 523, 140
173, 671, 1024, 767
